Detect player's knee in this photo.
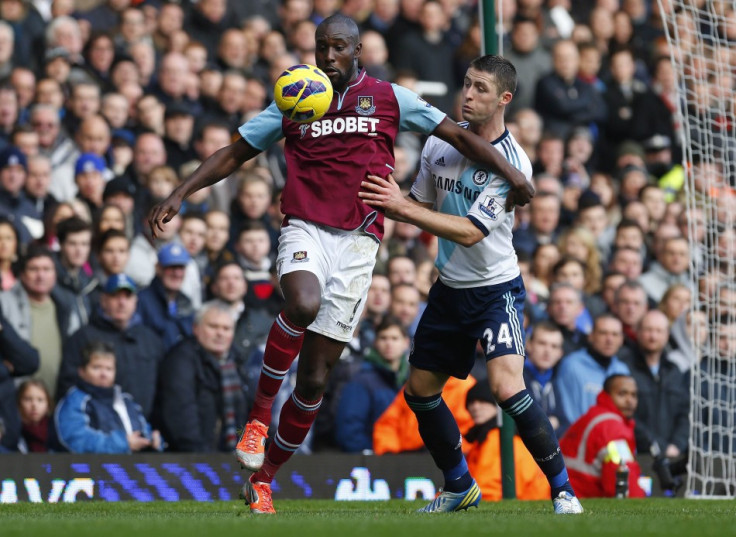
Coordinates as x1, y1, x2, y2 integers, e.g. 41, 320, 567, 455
284, 297, 321, 327
295, 374, 327, 400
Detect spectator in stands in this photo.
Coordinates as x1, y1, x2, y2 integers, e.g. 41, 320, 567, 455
359, 273, 392, 350
555, 314, 630, 425
607, 246, 644, 282
613, 279, 649, 358
389, 282, 421, 337
639, 236, 691, 303
658, 283, 691, 325
0, 244, 79, 399
57, 273, 164, 418
156, 300, 249, 452
392, 0, 458, 113
92, 228, 130, 287
545, 282, 588, 357
74, 153, 106, 221
137, 242, 195, 351
373, 375, 476, 455
0, 145, 40, 245
31, 103, 77, 203
335, 316, 410, 453
54, 341, 161, 454
162, 102, 196, 172
16, 379, 52, 453
504, 17, 551, 115
209, 261, 272, 362
523, 321, 567, 436
0, 307, 40, 451
0, 216, 20, 291
513, 192, 561, 256
601, 47, 658, 166
178, 212, 208, 278
528, 243, 560, 301
551, 256, 606, 334
534, 39, 606, 139
560, 374, 646, 498
25, 154, 57, 224
621, 310, 689, 459
54, 216, 97, 326
463, 380, 550, 501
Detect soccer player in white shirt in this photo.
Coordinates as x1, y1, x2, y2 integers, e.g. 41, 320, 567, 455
361, 55, 582, 514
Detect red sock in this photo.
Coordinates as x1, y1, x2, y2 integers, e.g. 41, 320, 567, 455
253, 391, 322, 484
249, 313, 305, 426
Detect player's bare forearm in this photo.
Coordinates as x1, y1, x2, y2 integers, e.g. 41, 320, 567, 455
148, 138, 258, 236
361, 174, 484, 247
432, 118, 534, 208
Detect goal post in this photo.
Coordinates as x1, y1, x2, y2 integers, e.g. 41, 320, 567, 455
656, 0, 736, 498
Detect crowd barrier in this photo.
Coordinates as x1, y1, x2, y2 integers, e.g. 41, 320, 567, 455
0, 452, 674, 503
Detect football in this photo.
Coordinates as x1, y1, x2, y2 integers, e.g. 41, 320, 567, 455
273, 64, 333, 123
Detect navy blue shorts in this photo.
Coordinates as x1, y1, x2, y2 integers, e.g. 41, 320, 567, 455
409, 275, 526, 379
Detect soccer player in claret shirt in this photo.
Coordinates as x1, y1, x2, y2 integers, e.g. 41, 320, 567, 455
361, 55, 583, 514
149, 16, 534, 514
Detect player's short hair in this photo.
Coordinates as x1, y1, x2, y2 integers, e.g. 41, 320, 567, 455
469, 55, 517, 96
81, 341, 115, 368
318, 13, 360, 45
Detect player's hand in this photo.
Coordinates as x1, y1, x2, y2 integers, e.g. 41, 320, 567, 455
506, 179, 535, 212
148, 191, 184, 238
359, 173, 407, 219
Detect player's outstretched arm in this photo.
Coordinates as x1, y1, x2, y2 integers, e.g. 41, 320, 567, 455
148, 138, 259, 237
361, 174, 484, 247
431, 118, 535, 210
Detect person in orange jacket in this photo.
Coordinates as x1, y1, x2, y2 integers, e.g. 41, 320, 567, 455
373, 375, 476, 455
463, 380, 550, 501
559, 374, 647, 498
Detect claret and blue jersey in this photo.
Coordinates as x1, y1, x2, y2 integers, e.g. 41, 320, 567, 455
238, 69, 446, 241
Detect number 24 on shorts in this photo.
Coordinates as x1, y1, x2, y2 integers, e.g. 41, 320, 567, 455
483, 323, 514, 354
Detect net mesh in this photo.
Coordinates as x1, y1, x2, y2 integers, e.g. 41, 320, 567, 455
657, 0, 736, 499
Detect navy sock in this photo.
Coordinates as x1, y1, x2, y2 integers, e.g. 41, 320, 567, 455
499, 389, 574, 498
404, 391, 473, 493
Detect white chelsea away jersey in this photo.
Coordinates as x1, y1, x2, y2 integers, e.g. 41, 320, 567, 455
410, 125, 533, 289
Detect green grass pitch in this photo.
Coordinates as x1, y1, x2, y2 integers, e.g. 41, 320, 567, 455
2, 499, 735, 537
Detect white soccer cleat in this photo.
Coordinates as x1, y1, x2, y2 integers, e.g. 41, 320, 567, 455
553, 491, 584, 514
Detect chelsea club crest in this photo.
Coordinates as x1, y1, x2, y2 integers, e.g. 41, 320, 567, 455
472, 169, 489, 186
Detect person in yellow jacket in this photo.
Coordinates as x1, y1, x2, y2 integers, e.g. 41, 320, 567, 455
373, 376, 476, 455
464, 380, 550, 501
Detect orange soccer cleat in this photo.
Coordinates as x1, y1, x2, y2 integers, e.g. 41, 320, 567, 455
240, 475, 275, 514
235, 420, 269, 471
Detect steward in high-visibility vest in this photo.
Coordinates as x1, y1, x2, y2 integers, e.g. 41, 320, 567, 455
559, 375, 646, 498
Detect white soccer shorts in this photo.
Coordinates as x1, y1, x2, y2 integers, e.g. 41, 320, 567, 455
276, 218, 379, 342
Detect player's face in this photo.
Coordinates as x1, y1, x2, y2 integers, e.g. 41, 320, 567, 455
315, 23, 361, 91
461, 68, 509, 125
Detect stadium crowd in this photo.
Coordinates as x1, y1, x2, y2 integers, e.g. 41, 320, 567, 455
0, 0, 733, 498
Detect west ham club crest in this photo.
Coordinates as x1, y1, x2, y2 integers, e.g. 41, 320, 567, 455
356, 96, 375, 116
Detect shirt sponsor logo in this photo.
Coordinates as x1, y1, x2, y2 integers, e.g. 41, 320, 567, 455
309, 116, 380, 137
433, 174, 481, 201
356, 96, 376, 116
292, 251, 309, 263
336, 320, 352, 332
479, 195, 503, 220
472, 169, 489, 186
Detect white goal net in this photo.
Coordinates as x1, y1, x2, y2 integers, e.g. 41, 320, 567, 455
657, 0, 736, 498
